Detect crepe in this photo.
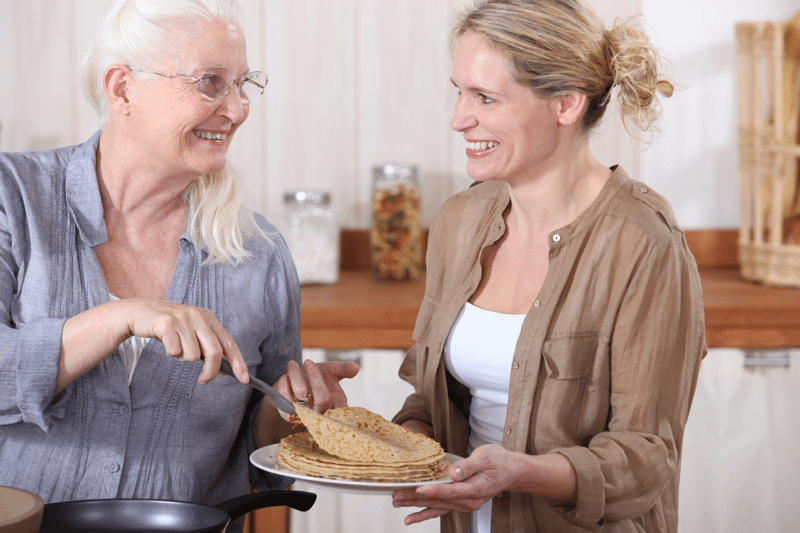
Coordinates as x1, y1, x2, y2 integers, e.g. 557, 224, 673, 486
278, 432, 449, 482
277, 404, 450, 482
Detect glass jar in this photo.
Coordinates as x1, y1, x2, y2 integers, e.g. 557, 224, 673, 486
280, 191, 340, 285
369, 164, 423, 282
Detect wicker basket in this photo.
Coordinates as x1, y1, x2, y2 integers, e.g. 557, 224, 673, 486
736, 18, 800, 287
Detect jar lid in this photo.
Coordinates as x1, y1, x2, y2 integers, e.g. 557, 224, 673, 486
372, 164, 418, 181
284, 191, 331, 205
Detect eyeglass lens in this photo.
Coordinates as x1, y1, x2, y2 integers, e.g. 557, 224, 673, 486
197, 70, 267, 102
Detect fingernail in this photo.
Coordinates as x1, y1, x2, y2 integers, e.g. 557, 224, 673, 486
453, 467, 463, 480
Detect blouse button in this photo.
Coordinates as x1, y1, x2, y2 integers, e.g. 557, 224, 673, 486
639, 186, 649, 193
118, 404, 129, 415
512, 362, 519, 370
534, 300, 541, 308
552, 234, 561, 242
504, 427, 511, 434
109, 463, 120, 473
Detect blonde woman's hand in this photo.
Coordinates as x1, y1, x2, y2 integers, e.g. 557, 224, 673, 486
391, 444, 577, 525
391, 445, 517, 524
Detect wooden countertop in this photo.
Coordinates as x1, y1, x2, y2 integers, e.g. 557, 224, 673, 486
700, 267, 800, 348
301, 271, 424, 349
301, 268, 800, 350
300, 230, 800, 349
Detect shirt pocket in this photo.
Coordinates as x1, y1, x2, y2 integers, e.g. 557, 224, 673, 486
538, 333, 611, 447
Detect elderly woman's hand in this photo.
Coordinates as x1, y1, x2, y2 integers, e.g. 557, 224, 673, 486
125, 298, 249, 385
273, 359, 360, 418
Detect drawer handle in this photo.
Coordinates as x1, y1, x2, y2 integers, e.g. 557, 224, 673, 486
743, 351, 790, 368
324, 349, 362, 367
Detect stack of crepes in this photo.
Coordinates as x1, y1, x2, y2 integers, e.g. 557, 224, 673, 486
277, 404, 450, 482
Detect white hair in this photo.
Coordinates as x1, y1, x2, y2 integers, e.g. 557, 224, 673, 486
80, 0, 267, 264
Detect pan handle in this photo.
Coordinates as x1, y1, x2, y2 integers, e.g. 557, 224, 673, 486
216, 490, 316, 520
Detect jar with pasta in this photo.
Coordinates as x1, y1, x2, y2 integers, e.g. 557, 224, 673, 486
370, 164, 423, 282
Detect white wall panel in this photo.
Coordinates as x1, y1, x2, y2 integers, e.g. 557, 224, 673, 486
357, 1, 456, 227
69, 0, 108, 143
1, 1, 73, 152
641, 0, 798, 229
4, 0, 768, 231
226, 0, 268, 219
259, 0, 357, 223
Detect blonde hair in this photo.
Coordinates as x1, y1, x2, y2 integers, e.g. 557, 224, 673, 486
80, 0, 266, 264
452, 0, 674, 138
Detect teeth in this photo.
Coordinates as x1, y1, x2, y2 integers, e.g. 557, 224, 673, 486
195, 130, 227, 141
467, 141, 498, 151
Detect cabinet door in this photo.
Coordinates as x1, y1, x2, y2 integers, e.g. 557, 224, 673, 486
248, 503, 287, 533
679, 348, 800, 532
289, 349, 440, 533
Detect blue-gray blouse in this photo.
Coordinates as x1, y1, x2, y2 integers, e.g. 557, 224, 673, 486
0, 131, 301, 510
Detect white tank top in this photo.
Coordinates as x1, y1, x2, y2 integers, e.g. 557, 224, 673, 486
444, 302, 526, 533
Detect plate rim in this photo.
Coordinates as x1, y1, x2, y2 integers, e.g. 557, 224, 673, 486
250, 443, 460, 493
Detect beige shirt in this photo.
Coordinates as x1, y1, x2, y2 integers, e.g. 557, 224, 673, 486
393, 168, 707, 533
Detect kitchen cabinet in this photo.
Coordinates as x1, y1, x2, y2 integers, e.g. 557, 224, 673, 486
679, 348, 800, 532
247, 505, 287, 533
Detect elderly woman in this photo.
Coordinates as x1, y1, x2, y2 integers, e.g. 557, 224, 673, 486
0, 0, 355, 530
391, 1, 706, 532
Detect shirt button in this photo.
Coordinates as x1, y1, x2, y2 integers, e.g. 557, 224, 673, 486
109, 463, 120, 473
118, 405, 129, 415
639, 186, 649, 193
552, 234, 561, 242
512, 362, 519, 370
504, 427, 511, 434
534, 300, 541, 308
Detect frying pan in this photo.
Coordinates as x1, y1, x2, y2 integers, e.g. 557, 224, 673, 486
38, 489, 316, 533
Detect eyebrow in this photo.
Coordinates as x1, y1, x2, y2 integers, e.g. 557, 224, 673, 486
196, 65, 252, 77
451, 78, 501, 98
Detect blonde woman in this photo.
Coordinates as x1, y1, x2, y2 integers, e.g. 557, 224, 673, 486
391, 1, 706, 532
0, 1, 355, 530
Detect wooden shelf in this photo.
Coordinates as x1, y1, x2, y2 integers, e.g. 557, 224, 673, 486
301, 271, 424, 349
701, 267, 800, 348
301, 268, 800, 350
300, 230, 800, 350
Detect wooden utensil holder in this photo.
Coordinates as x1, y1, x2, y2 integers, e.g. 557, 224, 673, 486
737, 19, 800, 287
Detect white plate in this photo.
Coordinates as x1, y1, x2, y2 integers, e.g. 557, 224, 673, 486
250, 444, 460, 495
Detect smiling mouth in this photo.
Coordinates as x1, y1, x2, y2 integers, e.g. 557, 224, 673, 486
467, 141, 498, 152
194, 130, 228, 141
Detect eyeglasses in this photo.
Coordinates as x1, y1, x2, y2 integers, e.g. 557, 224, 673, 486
129, 66, 267, 104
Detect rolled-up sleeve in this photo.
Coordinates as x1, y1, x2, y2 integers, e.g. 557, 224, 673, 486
0, 318, 67, 429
